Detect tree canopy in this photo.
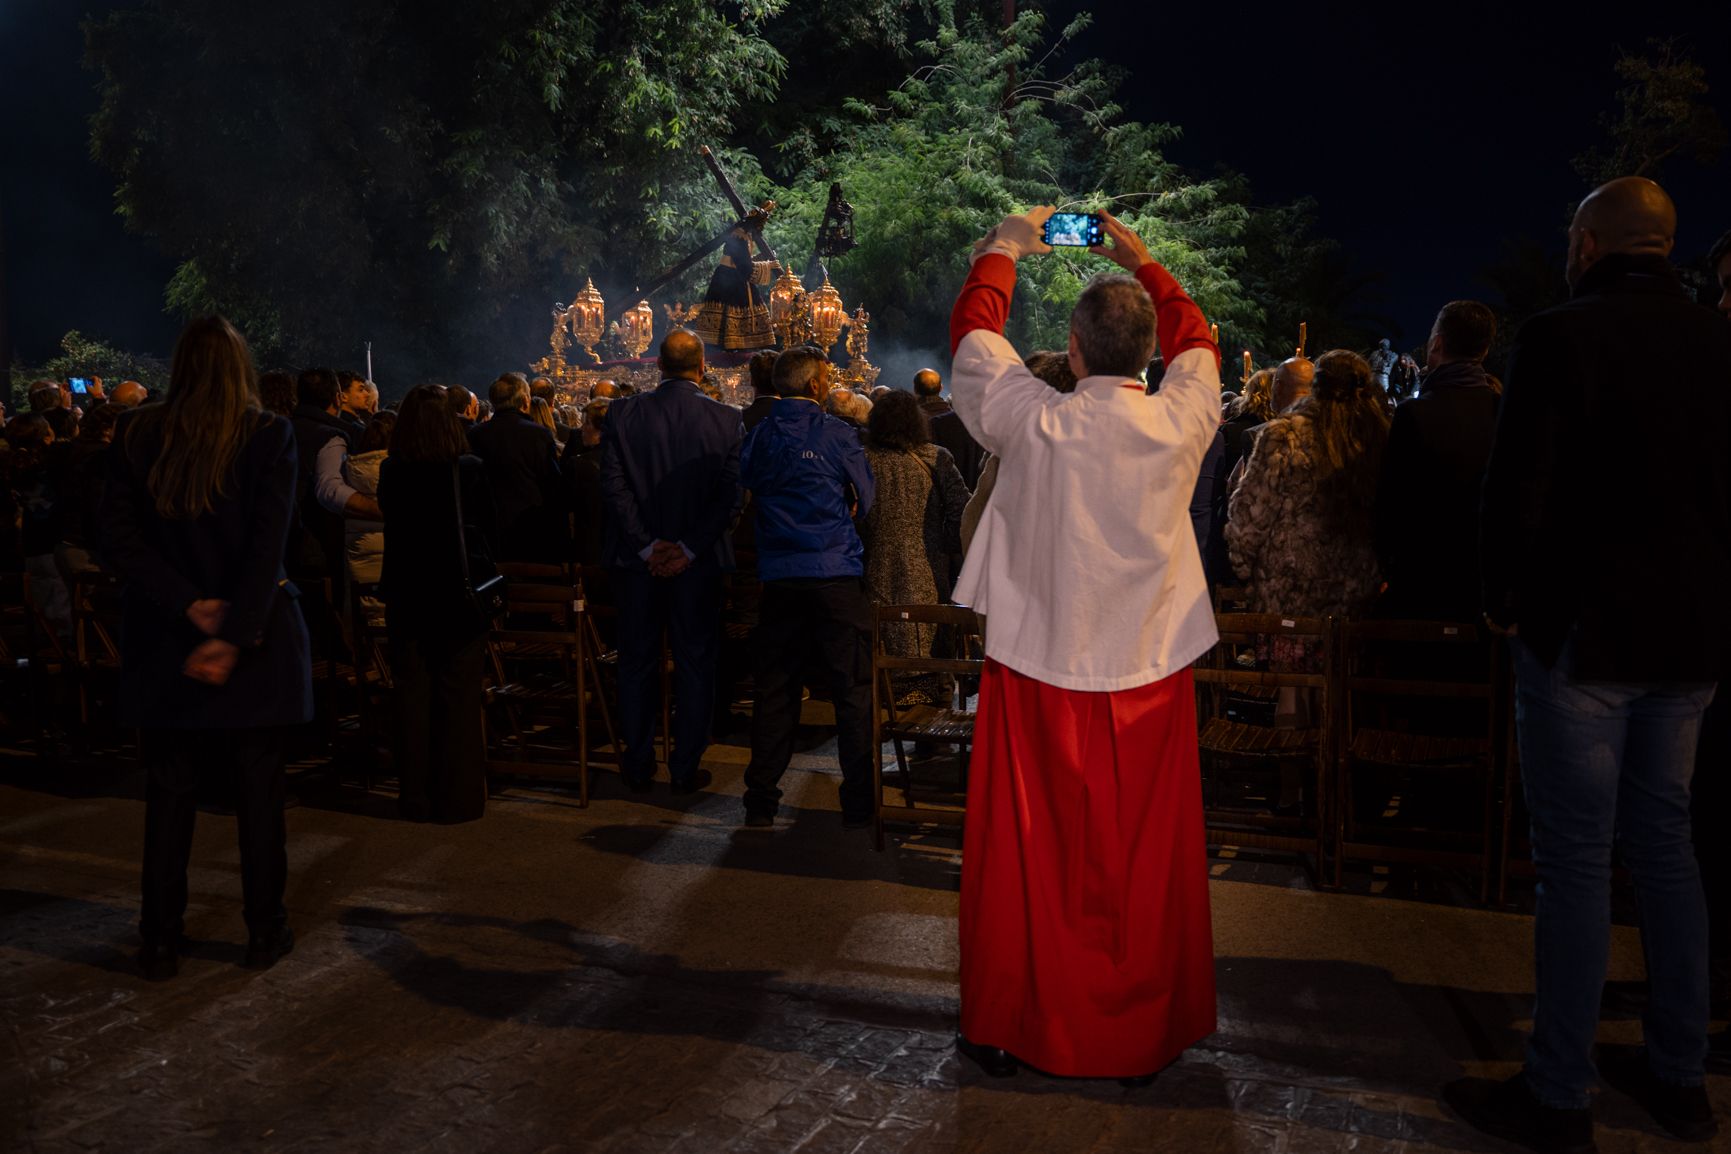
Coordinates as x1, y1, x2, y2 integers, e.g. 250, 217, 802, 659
86, 1, 1364, 384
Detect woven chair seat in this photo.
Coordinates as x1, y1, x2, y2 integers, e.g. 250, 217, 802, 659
1348, 728, 1488, 768
883, 705, 976, 741
492, 680, 580, 706
494, 640, 571, 662
1199, 717, 1319, 756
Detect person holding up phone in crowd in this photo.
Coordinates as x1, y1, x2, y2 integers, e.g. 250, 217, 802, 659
948, 205, 1222, 1085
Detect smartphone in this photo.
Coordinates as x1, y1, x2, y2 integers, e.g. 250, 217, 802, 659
1042, 212, 1104, 248
68, 376, 93, 396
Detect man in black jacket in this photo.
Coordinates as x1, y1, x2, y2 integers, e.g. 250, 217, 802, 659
1373, 301, 1500, 621
1449, 178, 1731, 1152
467, 374, 564, 560
600, 331, 744, 793
924, 369, 985, 489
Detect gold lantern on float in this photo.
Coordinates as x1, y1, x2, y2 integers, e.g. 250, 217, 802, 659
841, 306, 880, 390
768, 267, 808, 348
620, 299, 654, 359
569, 278, 607, 363
808, 273, 847, 353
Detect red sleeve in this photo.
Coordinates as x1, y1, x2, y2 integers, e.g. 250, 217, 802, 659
1135, 261, 1220, 372
949, 253, 1018, 356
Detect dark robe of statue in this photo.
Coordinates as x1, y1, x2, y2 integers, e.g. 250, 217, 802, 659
692, 230, 776, 351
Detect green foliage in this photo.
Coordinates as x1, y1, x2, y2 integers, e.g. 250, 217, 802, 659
84, 1, 1364, 377
85, 0, 789, 381
9, 330, 169, 411
760, 11, 1346, 360
1572, 38, 1726, 187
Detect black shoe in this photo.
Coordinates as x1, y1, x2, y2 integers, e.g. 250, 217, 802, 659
842, 813, 873, 831
1598, 1046, 1717, 1142
624, 774, 654, 794
671, 769, 712, 795
743, 811, 775, 829
244, 926, 295, 970
137, 940, 180, 982
1118, 1073, 1158, 1088
1442, 1074, 1596, 1154
955, 1032, 1017, 1078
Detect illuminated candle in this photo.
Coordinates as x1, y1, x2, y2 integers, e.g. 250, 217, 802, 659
1242, 350, 1252, 381
1209, 323, 1219, 345
1298, 322, 1307, 357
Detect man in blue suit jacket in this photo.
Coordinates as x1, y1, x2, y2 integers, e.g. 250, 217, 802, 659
600, 330, 744, 792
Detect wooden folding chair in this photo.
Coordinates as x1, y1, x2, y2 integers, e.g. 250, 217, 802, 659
871, 603, 984, 851
482, 562, 618, 805
68, 569, 123, 727
1193, 613, 1335, 875
1333, 619, 1501, 899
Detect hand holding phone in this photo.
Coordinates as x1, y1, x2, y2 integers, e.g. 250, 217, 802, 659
1088, 211, 1156, 273
68, 376, 93, 397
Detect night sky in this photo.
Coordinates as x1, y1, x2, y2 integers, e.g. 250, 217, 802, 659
3, 0, 1728, 366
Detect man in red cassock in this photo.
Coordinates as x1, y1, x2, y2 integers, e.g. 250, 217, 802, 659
948, 206, 1222, 1083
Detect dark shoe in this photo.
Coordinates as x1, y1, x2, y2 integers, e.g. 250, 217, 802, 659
137, 940, 179, 982
1118, 1073, 1158, 1088
842, 814, 874, 831
955, 1032, 1017, 1078
624, 774, 654, 794
671, 769, 712, 795
743, 811, 775, 829
1442, 1074, 1596, 1154
244, 926, 295, 970
1598, 1046, 1717, 1142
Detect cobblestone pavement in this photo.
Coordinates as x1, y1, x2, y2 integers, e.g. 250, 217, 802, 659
1, 737, 1723, 1153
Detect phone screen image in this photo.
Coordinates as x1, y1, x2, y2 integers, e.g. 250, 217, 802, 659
68, 377, 93, 396
1042, 212, 1104, 248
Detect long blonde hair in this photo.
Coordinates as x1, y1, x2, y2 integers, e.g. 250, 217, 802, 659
135, 316, 261, 519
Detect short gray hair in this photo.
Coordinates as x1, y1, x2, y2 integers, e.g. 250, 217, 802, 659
1070, 274, 1158, 378
489, 374, 529, 410
824, 388, 872, 425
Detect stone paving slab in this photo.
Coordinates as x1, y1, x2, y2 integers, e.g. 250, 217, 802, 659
0, 750, 1723, 1153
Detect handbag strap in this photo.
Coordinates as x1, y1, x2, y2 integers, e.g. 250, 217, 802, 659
451, 461, 474, 586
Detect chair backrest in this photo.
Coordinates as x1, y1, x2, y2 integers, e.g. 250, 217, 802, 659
1337, 617, 1496, 746
872, 603, 983, 716
1193, 613, 1333, 691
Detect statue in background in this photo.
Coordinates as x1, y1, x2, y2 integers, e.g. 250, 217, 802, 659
1368, 338, 1396, 394
691, 228, 779, 351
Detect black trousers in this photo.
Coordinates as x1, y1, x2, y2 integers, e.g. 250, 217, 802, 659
743, 578, 874, 821
613, 564, 723, 783
1694, 685, 1729, 1002
139, 727, 288, 944
392, 628, 487, 823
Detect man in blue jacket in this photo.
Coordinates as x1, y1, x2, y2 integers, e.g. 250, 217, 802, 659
739, 346, 876, 828
600, 330, 743, 793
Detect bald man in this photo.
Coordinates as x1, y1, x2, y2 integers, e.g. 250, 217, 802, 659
1270, 355, 1314, 413
599, 329, 744, 793
1451, 177, 1731, 1151
590, 379, 620, 401
923, 367, 986, 488
111, 380, 148, 408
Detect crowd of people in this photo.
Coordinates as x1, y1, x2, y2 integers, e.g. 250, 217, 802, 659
3, 174, 1729, 1153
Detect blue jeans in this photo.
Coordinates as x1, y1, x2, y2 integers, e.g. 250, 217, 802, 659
1513, 634, 1716, 1108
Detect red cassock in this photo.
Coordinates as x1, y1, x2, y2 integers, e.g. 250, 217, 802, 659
959, 658, 1217, 1077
